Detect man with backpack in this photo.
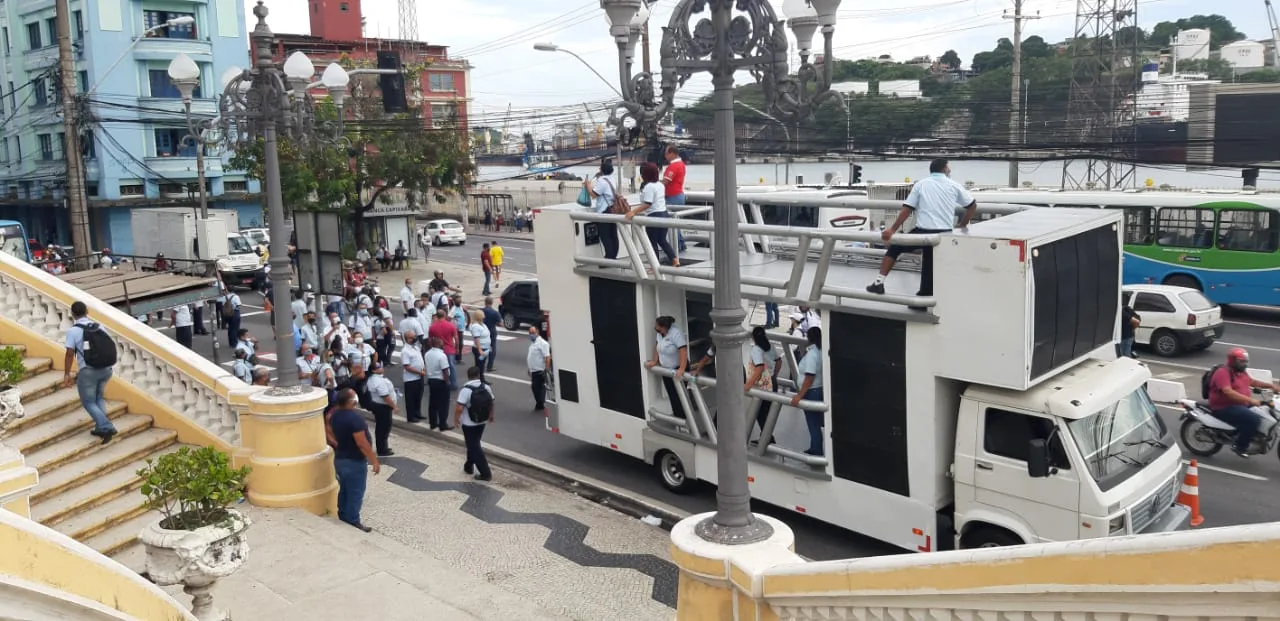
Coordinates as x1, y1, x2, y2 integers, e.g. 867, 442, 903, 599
454, 366, 494, 481
63, 301, 119, 444
1204, 348, 1280, 457
222, 289, 242, 347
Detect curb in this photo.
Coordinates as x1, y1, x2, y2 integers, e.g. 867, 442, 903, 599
361, 411, 690, 531
463, 230, 535, 242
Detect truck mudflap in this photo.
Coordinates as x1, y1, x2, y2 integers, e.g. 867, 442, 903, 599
1142, 503, 1192, 533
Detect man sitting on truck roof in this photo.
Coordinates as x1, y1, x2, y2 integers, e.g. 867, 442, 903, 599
866, 158, 977, 308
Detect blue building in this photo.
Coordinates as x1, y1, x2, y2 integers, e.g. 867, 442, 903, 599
0, 0, 262, 255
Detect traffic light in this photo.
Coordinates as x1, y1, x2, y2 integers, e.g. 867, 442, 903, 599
377, 51, 407, 113
851, 164, 863, 184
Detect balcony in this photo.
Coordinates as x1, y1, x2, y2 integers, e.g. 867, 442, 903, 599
133, 35, 212, 62
22, 44, 58, 70
137, 96, 217, 118
143, 154, 224, 179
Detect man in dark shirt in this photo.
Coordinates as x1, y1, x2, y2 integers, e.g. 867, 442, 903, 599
1117, 305, 1140, 359
482, 296, 502, 372
429, 270, 459, 297
326, 388, 380, 532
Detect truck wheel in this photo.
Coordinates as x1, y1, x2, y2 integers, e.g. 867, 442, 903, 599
961, 526, 1022, 549
1152, 329, 1181, 357
1163, 274, 1201, 291
656, 451, 696, 494
502, 312, 519, 331
1179, 419, 1223, 457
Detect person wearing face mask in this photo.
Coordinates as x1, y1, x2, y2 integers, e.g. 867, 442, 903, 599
583, 159, 619, 259
645, 316, 688, 419
424, 336, 453, 430
347, 332, 375, 407
300, 311, 320, 351
429, 308, 459, 390
297, 344, 323, 385
450, 295, 467, 363
468, 310, 490, 380
399, 278, 415, 314
400, 330, 426, 423
349, 303, 375, 341
1208, 348, 1280, 457
526, 326, 552, 412
365, 362, 397, 456
400, 309, 422, 348
324, 311, 350, 347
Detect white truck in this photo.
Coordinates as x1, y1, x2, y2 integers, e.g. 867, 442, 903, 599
131, 208, 265, 290
534, 203, 1190, 551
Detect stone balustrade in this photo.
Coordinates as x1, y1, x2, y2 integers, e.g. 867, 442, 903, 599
670, 512, 1280, 621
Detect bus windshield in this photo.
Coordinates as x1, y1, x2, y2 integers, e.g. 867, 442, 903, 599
0, 223, 29, 262
1065, 389, 1169, 491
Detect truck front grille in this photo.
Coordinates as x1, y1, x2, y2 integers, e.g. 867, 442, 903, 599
1129, 476, 1178, 534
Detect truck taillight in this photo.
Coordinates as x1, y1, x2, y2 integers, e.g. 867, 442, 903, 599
1187, 314, 1197, 326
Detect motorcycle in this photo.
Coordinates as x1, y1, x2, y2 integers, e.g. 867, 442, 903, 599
1176, 393, 1280, 459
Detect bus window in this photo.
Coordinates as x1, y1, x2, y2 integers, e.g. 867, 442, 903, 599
1109, 206, 1154, 245
1217, 209, 1280, 253
0, 222, 28, 262
1156, 208, 1214, 249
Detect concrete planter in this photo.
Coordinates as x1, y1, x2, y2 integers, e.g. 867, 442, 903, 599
139, 508, 251, 621
0, 385, 22, 431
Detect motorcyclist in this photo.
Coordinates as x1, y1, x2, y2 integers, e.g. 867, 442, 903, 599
1207, 348, 1280, 457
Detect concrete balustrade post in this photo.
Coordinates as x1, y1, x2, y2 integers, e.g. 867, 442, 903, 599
670, 512, 799, 621
238, 387, 337, 516
0, 444, 39, 518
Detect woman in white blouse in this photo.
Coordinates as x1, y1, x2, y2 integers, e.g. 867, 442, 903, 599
625, 161, 680, 267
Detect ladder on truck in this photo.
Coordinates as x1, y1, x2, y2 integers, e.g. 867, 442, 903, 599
568, 202, 970, 472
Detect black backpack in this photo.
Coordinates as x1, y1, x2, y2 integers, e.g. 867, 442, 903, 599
1201, 364, 1225, 399
80, 323, 117, 369
467, 382, 494, 423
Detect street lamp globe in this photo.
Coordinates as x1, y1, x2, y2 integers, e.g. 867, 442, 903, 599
166, 15, 196, 27
533, 42, 560, 52
782, 0, 820, 55
808, 0, 842, 27
321, 63, 350, 89
283, 51, 315, 81
167, 53, 200, 82
219, 66, 243, 91
599, 0, 643, 38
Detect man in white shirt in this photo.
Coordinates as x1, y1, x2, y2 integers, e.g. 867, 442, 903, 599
291, 290, 309, 330
355, 246, 371, 270
400, 332, 426, 424
231, 348, 253, 384
170, 304, 194, 350
348, 303, 375, 341
527, 327, 552, 412
365, 361, 397, 456
223, 290, 243, 348
399, 278, 415, 314
299, 311, 320, 351
424, 336, 452, 430
866, 158, 977, 306
296, 344, 323, 385
234, 329, 258, 364
323, 311, 350, 350
454, 366, 494, 482
468, 310, 491, 380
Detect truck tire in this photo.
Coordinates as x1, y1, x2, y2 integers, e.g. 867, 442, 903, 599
655, 450, 696, 494
961, 525, 1023, 549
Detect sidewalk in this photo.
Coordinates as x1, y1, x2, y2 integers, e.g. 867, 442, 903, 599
116, 431, 678, 621
406, 257, 536, 307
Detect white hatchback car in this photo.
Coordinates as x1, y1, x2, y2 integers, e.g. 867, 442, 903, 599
1121, 284, 1225, 357
423, 219, 467, 246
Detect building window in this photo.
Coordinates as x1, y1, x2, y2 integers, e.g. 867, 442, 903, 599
82, 132, 95, 159
120, 184, 145, 196
73, 11, 83, 41
57, 132, 65, 159
78, 70, 88, 93
38, 134, 53, 161
33, 78, 48, 106
148, 69, 197, 98
7, 81, 14, 110
144, 11, 197, 39
224, 180, 248, 192
14, 136, 20, 162
160, 182, 186, 195
1, 138, 9, 164
26, 22, 41, 50
428, 73, 456, 92
19, 181, 32, 198
154, 128, 194, 157
86, 182, 98, 197
3, 27, 10, 55
430, 102, 458, 128
45, 18, 56, 46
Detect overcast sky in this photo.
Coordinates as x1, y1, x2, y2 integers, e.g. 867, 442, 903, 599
255, 0, 1261, 126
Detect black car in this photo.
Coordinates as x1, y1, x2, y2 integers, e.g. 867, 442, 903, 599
498, 279, 541, 331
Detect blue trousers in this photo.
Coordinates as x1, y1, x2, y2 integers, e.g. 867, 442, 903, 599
765, 303, 780, 327
802, 386, 825, 456
334, 457, 368, 526
1213, 404, 1264, 453
76, 366, 116, 433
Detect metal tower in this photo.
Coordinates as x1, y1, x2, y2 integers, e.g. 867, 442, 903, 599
1061, 0, 1139, 189
398, 0, 418, 41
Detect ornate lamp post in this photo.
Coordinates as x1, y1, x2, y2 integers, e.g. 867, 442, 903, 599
217, 1, 350, 389
601, 0, 842, 545
166, 53, 213, 220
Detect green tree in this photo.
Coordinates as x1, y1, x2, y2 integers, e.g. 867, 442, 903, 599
229, 78, 474, 247
940, 49, 962, 69
1150, 14, 1245, 50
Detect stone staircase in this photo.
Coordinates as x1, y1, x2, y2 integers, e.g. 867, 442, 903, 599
2, 345, 182, 556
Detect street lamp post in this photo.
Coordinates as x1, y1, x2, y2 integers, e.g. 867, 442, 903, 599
601, 0, 842, 545
167, 53, 211, 220
532, 41, 633, 190
217, 1, 350, 389
733, 99, 790, 185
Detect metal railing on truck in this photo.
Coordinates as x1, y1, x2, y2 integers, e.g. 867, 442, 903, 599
49, 253, 220, 317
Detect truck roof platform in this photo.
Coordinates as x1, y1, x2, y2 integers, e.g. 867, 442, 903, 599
58, 263, 220, 316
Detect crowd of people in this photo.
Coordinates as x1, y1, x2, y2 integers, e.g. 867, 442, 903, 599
482, 208, 535, 233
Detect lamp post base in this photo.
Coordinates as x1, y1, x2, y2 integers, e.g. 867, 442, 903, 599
694, 512, 774, 546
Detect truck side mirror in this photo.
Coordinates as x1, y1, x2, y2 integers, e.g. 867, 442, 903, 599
1027, 439, 1054, 478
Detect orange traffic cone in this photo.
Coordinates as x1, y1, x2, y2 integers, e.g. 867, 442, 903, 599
1176, 460, 1204, 527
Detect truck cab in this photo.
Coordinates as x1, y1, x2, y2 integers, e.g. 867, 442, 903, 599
218, 232, 265, 290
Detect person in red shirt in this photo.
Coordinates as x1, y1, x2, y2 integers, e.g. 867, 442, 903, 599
1208, 348, 1280, 456
661, 145, 686, 205
480, 243, 493, 296
428, 308, 459, 390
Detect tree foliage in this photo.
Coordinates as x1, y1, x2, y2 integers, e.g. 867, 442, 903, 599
228, 77, 474, 246
971, 36, 1056, 73
939, 49, 962, 69
1150, 14, 1245, 50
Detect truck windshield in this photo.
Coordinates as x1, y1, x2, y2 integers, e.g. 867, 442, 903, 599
1065, 389, 1169, 491
0, 224, 28, 262
228, 235, 255, 254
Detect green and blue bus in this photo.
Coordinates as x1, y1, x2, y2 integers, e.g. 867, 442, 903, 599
967, 189, 1280, 307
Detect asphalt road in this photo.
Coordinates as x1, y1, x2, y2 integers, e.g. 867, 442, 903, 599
424, 233, 538, 275
154, 274, 1280, 561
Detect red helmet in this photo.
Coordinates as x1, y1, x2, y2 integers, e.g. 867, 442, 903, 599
1228, 347, 1249, 367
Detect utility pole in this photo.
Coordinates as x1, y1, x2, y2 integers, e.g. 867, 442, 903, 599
55, 0, 90, 263
1004, 1, 1038, 188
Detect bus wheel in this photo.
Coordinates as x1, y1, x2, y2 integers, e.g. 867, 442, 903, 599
1163, 274, 1201, 291
656, 451, 696, 494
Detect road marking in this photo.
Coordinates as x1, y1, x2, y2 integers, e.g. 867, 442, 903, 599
1144, 359, 1214, 374
1217, 340, 1280, 354
1155, 371, 1191, 380
1182, 459, 1268, 481
1225, 320, 1280, 330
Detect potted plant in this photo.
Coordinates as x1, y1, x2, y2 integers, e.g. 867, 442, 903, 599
137, 446, 252, 621
0, 346, 26, 431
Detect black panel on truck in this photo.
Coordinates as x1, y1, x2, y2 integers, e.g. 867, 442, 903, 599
1030, 225, 1120, 379
829, 312, 910, 497
589, 278, 645, 418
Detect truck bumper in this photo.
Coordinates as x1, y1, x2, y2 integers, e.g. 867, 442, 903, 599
220, 268, 265, 289
1140, 503, 1192, 534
